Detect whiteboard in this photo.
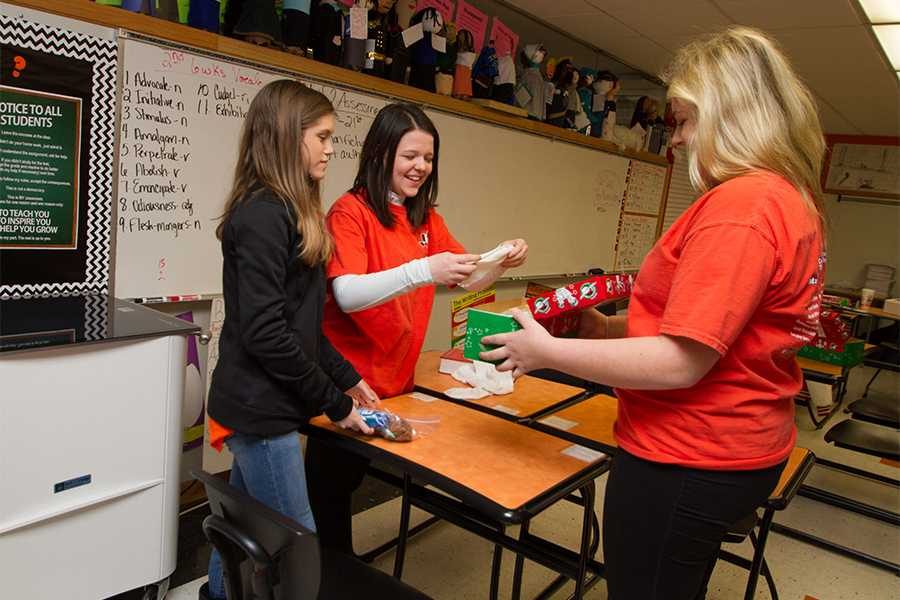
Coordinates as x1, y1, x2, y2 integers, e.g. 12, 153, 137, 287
114, 37, 637, 298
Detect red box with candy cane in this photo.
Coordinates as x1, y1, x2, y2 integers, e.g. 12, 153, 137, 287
809, 309, 852, 351
526, 275, 634, 337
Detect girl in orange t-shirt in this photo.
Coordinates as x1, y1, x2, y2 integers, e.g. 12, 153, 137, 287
483, 28, 827, 599
306, 102, 528, 553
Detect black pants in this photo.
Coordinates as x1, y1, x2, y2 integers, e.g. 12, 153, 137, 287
603, 449, 786, 600
305, 437, 369, 554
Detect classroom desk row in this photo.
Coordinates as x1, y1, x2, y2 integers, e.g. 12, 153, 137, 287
306, 350, 815, 600
307, 351, 614, 600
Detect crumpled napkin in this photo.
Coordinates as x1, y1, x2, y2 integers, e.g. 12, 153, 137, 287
459, 244, 513, 290
444, 360, 514, 400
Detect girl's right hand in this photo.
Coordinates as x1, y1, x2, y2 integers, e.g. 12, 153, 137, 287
334, 407, 374, 435
428, 252, 480, 286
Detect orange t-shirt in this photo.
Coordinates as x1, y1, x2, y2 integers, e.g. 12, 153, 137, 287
323, 192, 465, 398
614, 171, 825, 470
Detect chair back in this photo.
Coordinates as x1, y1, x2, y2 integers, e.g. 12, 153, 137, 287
193, 470, 321, 600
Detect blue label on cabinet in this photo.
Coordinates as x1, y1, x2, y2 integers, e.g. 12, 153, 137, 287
54, 474, 91, 493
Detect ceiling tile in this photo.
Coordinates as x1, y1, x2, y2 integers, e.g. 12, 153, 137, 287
503, 0, 601, 18
713, 0, 861, 29
583, 0, 731, 37
771, 25, 899, 134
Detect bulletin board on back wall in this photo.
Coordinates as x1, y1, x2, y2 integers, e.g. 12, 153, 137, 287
821, 134, 900, 201
113, 35, 671, 300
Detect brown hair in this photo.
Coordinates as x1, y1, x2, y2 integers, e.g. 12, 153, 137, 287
217, 79, 335, 265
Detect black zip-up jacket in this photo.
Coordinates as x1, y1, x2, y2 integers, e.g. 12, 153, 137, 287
208, 188, 358, 435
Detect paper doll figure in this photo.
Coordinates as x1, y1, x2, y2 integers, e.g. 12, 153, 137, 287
341, 1, 368, 71
283, 0, 313, 55
590, 71, 620, 139
229, 0, 282, 46
452, 29, 476, 99
515, 43, 548, 120
491, 53, 516, 104
311, 0, 344, 65
547, 58, 576, 127
471, 42, 498, 99
407, 7, 445, 92
364, 0, 399, 76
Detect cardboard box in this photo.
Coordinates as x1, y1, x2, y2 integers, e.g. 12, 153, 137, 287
884, 298, 900, 316
810, 309, 852, 351
439, 347, 472, 374
462, 276, 636, 356
463, 300, 525, 362
799, 338, 865, 367
450, 288, 497, 349
527, 275, 634, 337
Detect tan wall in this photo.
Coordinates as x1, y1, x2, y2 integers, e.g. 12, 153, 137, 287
823, 194, 900, 291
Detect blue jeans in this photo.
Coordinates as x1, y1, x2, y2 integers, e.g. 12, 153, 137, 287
207, 431, 316, 599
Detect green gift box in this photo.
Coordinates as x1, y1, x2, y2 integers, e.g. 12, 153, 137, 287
463, 304, 523, 363
798, 339, 865, 367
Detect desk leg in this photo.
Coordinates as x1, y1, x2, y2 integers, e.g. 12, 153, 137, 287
490, 526, 505, 600
511, 519, 530, 600
574, 482, 596, 600
393, 474, 412, 579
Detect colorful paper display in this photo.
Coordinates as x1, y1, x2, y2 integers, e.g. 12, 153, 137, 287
488, 16, 518, 57
455, 0, 488, 52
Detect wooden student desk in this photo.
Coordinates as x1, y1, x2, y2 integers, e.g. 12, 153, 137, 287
307, 393, 610, 600
797, 347, 876, 428
530, 394, 619, 455
414, 350, 589, 420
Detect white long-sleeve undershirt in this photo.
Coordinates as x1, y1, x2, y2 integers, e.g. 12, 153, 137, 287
331, 257, 433, 313
331, 254, 504, 313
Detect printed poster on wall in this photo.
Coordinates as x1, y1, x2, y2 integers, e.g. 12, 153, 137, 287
0, 13, 116, 299
455, 0, 488, 52
489, 16, 518, 57
0, 86, 81, 249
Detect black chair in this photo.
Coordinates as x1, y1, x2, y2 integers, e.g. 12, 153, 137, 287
847, 391, 900, 429
859, 341, 900, 400
192, 470, 432, 600
824, 419, 900, 461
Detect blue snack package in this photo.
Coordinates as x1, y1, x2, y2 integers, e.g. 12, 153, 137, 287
358, 408, 416, 442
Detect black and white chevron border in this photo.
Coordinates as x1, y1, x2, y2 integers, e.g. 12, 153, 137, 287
82, 292, 109, 341
0, 14, 116, 300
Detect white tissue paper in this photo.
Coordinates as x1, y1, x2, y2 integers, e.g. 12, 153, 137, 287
445, 386, 491, 400
449, 360, 515, 396
459, 244, 513, 290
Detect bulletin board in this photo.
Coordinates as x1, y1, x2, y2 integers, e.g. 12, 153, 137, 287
822, 135, 900, 200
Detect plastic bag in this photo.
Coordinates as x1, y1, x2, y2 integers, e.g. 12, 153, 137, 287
358, 408, 418, 442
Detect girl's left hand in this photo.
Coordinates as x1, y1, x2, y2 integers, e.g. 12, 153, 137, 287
479, 309, 553, 378
500, 239, 528, 268
346, 379, 381, 409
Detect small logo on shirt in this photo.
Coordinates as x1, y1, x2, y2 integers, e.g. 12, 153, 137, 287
419, 232, 429, 248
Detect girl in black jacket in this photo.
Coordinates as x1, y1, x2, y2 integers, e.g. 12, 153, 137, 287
202, 80, 378, 600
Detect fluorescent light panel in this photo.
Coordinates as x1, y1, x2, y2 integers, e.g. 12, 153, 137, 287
858, 0, 900, 23
873, 24, 900, 68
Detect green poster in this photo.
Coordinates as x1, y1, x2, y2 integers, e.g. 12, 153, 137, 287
0, 86, 81, 249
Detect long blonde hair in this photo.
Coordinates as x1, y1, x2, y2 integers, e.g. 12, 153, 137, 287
663, 27, 826, 222
217, 80, 334, 266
